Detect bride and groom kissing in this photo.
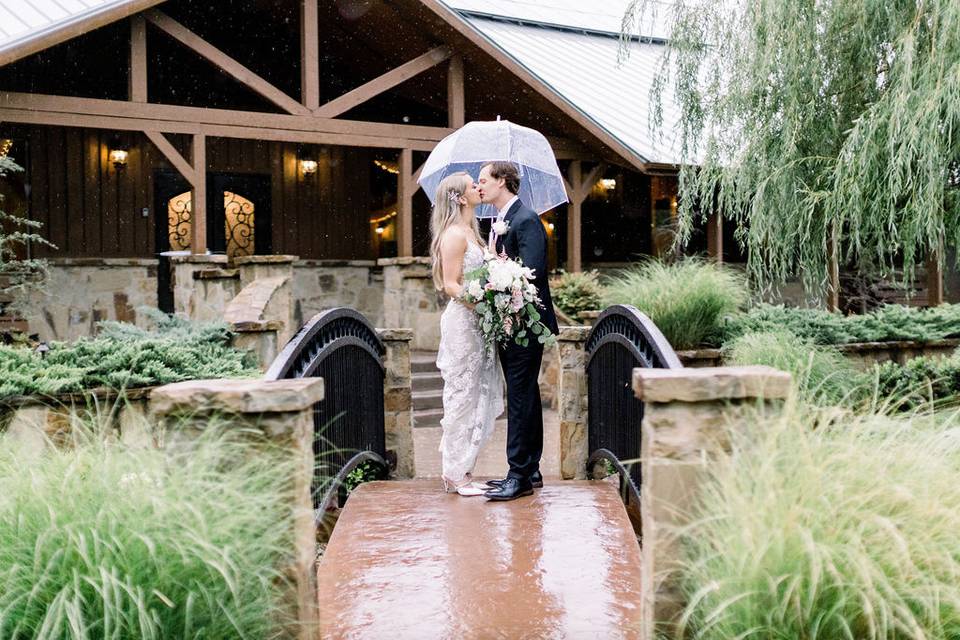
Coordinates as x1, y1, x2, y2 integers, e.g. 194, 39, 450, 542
430, 161, 559, 502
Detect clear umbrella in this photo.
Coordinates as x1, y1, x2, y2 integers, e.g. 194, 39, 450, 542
417, 119, 568, 218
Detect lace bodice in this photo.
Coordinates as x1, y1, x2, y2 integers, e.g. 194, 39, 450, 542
435, 240, 503, 483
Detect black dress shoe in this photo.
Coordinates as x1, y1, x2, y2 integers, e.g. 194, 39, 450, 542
487, 471, 543, 489
485, 477, 534, 501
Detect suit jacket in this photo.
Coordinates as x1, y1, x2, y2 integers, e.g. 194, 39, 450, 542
495, 199, 559, 335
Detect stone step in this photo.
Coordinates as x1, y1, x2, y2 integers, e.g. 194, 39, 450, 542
411, 353, 439, 375
412, 388, 443, 411
411, 371, 443, 392
413, 407, 443, 428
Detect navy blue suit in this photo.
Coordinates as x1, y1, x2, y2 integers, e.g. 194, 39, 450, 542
494, 199, 558, 480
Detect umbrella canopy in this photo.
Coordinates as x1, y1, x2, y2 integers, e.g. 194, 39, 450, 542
417, 120, 568, 218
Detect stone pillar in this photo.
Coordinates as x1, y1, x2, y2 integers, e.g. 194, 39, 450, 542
228, 255, 298, 346
379, 257, 444, 351
378, 328, 415, 478
558, 326, 590, 479
150, 378, 324, 640
633, 365, 791, 636
230, 319, 283, 371
170, 255, 236, 323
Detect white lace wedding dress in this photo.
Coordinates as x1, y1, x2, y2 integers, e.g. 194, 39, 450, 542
436, 241, 504, 484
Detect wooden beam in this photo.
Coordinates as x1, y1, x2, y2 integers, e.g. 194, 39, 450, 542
315, 46, 452, 118
129, 16, 148, 102
0, 91, 593, 156
826, 221, 840, 312
398, 148, 414, 257
927, 247, 944, 307
447, 54, 465, 129
144, 130, 197, 185
191, 134, 207, 254
577, 163, 605, 202
300, 0, 320, 110
144, 9, 311, 116
706, 211, 723, 263
567, 160, 583, 272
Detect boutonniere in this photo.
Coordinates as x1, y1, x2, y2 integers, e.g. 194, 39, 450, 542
492, 220, 510, 236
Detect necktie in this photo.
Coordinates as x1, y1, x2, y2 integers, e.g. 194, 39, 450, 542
488, 211, 505, 252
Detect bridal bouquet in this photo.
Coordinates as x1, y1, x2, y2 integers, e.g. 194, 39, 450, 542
461, 251, 556, 348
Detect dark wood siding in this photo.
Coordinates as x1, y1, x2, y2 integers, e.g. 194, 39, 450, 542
8, 125, 375, 261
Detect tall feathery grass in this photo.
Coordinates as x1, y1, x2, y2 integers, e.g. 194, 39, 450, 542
0, 413, 300, 639
723, 329, 860, 406
602, 260, 748, 349
673, 402, 960, 638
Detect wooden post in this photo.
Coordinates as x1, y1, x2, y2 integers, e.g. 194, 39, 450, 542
826, 221, 840, 312
300, 0, 319, 110
129, 16, 147, 102
927, 247, 944, 307
191, 134, 207, 255
397, 148, 413, 257
706, 211, 723, 263
447, 55, 465, 129
567, 160, 583, 272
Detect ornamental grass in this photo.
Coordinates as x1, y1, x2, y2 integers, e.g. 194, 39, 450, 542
672, 401, 960, 638
601, 259, 747, 350
0, 413, 300, 639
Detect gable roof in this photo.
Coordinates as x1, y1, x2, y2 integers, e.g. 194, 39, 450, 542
0, 0, 682, 169
439, 0, 682, 167
0, 0, 165, 66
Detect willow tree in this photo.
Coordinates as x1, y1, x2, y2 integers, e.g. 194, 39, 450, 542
622, 0, 960, 298
0, 155, 50, 316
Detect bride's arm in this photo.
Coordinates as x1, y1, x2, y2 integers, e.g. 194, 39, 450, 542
439, 231, 474, 307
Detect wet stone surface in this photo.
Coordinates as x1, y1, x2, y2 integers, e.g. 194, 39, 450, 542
317, 480, 643, 639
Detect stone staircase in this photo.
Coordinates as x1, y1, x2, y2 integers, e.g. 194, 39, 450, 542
411, 350, 443, 428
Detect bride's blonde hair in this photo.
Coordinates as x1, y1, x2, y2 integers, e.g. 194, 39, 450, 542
429, 172, 483, 291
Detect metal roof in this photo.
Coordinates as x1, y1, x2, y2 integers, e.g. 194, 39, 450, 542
0, 0, 164, 66
442, 7, 683, 166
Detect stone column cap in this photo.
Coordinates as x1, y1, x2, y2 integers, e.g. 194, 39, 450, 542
377, 327, 414, 341
633, 366, 791, 403
151, 378, 324, 415
232, 254, 299, 265
169, 254, 229, 265
377, 256, 432, 267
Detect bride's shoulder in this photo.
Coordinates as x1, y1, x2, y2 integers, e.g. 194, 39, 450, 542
439, 227, 468, 252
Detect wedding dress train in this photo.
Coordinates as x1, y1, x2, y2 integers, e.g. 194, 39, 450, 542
436, 241, 504, 494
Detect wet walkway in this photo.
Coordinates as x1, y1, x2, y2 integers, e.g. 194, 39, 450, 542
317, 480, 643, 639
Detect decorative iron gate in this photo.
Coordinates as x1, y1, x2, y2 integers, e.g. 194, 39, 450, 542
585, 305, 682, 520
265, 308, 388, 517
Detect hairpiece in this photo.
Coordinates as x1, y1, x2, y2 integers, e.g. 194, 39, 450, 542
448, 191, 462, 203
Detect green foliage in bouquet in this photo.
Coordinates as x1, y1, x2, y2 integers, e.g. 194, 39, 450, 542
724, 303, 960, 346
550, 270, 604, 318
0, 417, 298, 638
602, 259, 747, 350
0, 310, 258, 399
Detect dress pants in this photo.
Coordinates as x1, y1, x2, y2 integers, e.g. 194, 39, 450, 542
498, 339, 544, 480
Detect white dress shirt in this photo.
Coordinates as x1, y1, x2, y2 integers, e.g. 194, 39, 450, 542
488, 195, 519, 250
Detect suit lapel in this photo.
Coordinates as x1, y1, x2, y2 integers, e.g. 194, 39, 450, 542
495, 199, 523, 255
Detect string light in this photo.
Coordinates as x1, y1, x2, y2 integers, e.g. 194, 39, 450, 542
373, 159, 400, 175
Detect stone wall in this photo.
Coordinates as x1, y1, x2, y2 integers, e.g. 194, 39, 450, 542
633, 365, 791, 636
293, 260, 383, 329
380, 257, 445, 351
378, 328, 415, 478
24, 259, 158, 342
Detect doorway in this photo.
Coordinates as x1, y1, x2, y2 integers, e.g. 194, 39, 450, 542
154, 171, 273, 312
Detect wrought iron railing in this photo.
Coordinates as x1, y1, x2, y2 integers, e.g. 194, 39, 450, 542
585, 305, 682, 522
265, 308, 388, 518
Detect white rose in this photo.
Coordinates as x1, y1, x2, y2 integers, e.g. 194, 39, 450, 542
487, 262, 514, 290
492, 220, 510, 236
467, 280, 484, 299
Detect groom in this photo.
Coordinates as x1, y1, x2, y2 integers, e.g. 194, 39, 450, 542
478, 161, 559, 501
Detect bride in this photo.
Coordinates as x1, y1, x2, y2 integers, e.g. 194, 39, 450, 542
429, 172, 504, 496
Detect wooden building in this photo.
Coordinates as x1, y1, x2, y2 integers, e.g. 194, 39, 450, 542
0, 0, 719, 340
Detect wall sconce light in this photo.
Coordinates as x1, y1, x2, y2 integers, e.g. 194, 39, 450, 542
0, 139, 12, 157
547, 222, 555, 232
600, 178, 616, 191
375, 226, 385, 235
109, 134, 129, 169
300, 159, 318, 175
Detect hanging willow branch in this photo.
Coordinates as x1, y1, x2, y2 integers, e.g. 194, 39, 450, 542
622, 0, 960, 295
0, 155, 51, 316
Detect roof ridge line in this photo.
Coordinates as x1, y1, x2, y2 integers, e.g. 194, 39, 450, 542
455, 9, 669, 46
